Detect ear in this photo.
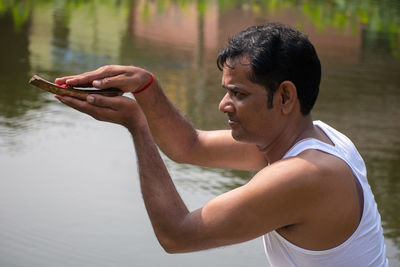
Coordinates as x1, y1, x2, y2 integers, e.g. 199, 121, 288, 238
277, 81, 298, 115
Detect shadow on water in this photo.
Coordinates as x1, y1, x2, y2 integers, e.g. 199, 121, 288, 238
1, 0, 400, 264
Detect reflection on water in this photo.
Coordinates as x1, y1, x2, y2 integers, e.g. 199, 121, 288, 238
1, 0, 399, 265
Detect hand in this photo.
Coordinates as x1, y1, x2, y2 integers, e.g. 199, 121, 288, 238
55, 65, 153, 93
54, 94, 147, 130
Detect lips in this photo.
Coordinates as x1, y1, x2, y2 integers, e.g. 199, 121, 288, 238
228, 115, 240, 126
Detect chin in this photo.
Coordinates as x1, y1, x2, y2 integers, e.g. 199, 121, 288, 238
231, 130, 253, 144
230, 129, 241, 140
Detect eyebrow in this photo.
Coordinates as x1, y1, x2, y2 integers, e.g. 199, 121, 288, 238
221, 84, 241, 91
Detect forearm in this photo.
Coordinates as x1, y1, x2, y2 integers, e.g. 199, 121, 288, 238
133, 79, 267, 170
133, 80, 200, 163
129, 124, 190, 251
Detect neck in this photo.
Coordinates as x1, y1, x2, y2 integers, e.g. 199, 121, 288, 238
257, 115, 315, 164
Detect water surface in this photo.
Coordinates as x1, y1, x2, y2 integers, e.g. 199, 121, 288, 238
1, 0, 399, 266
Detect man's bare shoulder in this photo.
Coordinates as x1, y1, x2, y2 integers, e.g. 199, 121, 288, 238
255, 148, 353, 187
250, 149, 363, 250
297, 148, 355, 187
248, 148, 357, 220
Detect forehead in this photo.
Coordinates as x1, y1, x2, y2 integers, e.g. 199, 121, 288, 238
221, 57, 269, 96
222, 57, 253, 83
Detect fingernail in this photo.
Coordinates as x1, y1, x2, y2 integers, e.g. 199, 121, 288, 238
92, 80, 101, 87
87, 95, 95, 103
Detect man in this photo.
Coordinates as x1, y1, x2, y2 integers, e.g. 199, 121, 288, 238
54, 23, 388, 266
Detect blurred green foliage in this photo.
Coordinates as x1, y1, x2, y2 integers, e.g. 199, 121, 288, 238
2, 0, 399, 34
0, 0, 130, 30
1, 0, 399, 56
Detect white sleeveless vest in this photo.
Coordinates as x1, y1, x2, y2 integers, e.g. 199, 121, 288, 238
263, 121, 388, 267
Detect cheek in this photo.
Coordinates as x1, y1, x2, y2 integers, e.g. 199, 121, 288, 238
246, 107, 275, 133
240, 100, 268, 120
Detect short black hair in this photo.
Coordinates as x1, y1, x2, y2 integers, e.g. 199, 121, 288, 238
217, 23, 321, 115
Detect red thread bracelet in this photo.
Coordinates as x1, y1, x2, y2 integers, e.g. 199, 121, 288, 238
133, 73, 154, 95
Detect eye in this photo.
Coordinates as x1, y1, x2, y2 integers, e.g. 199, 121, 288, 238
232, 90, 245, 98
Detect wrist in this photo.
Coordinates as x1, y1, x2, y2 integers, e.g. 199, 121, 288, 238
128, 123, 153, 143
125, 115, 148, 134
133, 72, 154, 95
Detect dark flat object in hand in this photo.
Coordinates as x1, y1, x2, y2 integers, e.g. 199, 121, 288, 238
29, 75, 123, 100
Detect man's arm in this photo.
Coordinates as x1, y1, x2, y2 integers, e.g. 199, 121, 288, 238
54, 65, 362, 252
55, 65, 267, 170
54, 94, 314, 251
130, 120, 325, 252
56, 92, 320, 252
55, 93, 361, 253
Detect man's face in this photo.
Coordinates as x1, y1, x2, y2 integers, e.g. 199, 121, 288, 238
219, 59, 282, 146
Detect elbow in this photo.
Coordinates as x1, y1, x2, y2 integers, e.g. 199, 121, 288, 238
157, 139, 193, 164
164, 146, 195, 165
165, 131, 200, 165
156, 225, 197, 254
157, 235, 186, 254
161, 244, 180, 254
160, 150, 187, 164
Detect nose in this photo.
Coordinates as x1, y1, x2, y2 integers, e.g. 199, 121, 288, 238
219, 93, 235, 113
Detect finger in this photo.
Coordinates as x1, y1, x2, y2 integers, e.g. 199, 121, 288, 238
57, 65, 127, 87
91, 73, 135, 90
54, 95, 113, 120
86, 94, 132, 110
93, 71, 152, 92
55, 69, 105, 85
55, 75, 78, 85
55, 95, 95, 113
72, 65, 133, 86
56, 73, 98, 86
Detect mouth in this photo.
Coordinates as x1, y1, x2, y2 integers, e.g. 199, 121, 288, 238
228, 116, 240, 126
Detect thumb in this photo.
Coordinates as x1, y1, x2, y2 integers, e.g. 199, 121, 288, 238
86, 94, 121, 110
